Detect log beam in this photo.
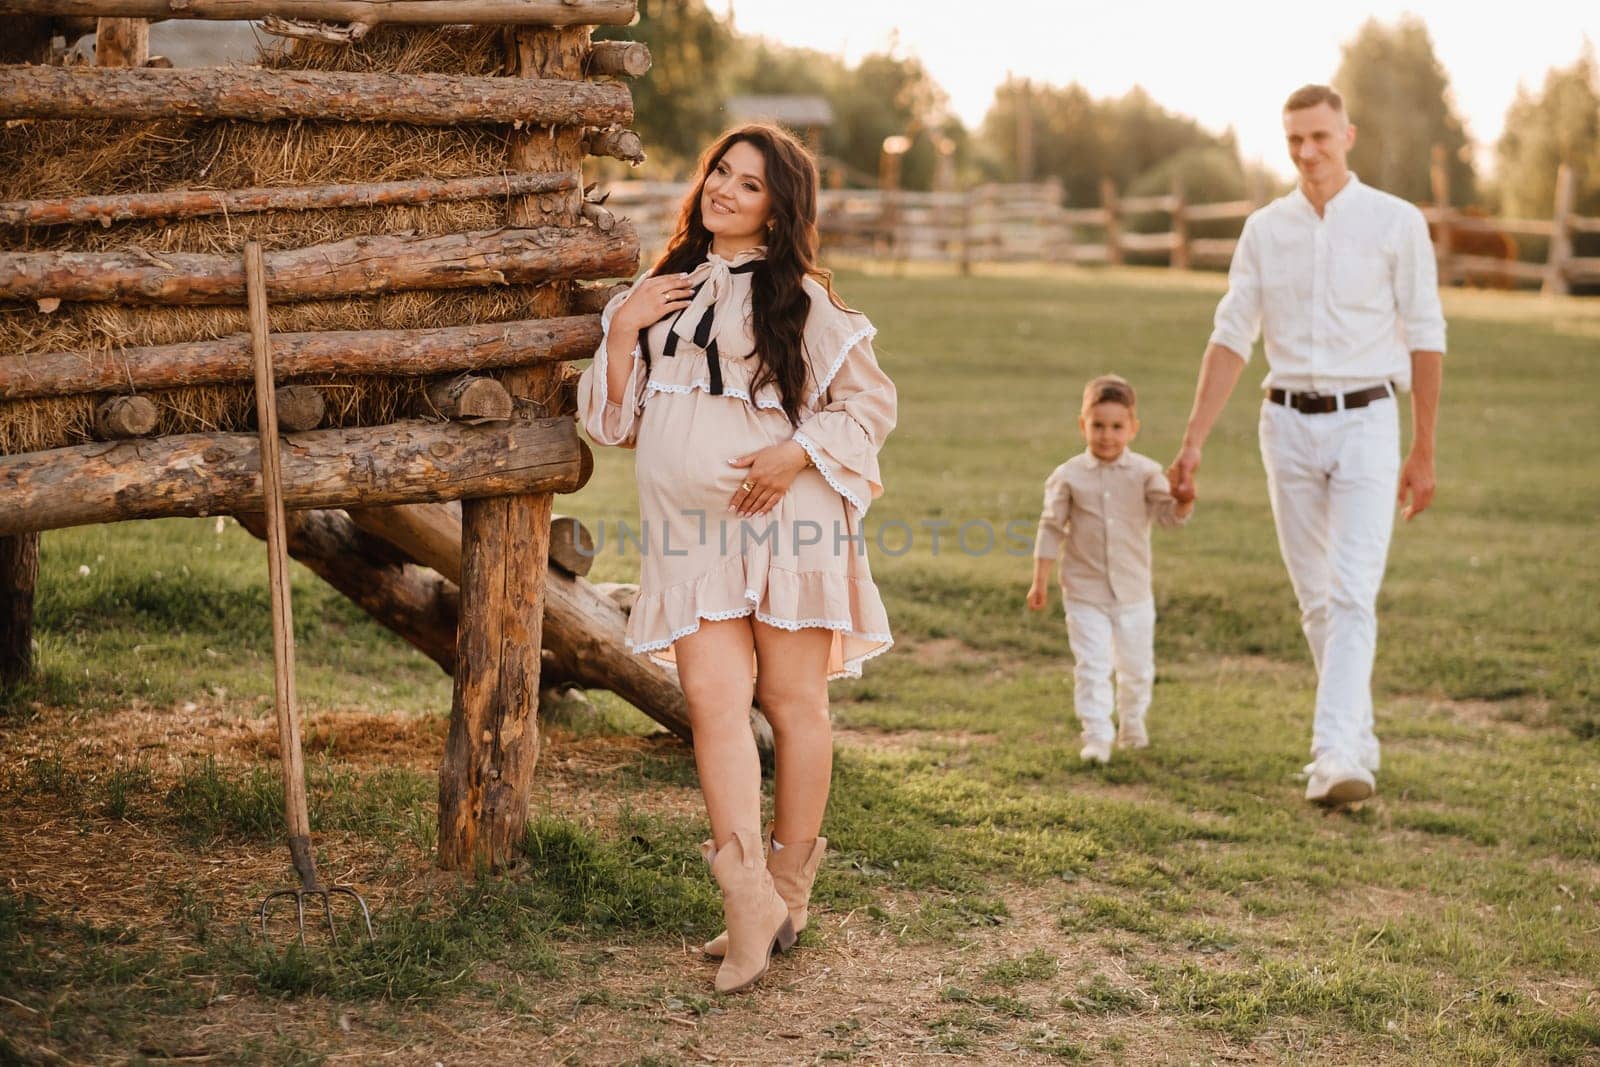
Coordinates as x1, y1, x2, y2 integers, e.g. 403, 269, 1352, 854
584, 128, 645, 164
0, 417, 583, 537
0, 220, 639, 306
586, 40, 650, 78
424, 375, 513, 423
0, 66, 633, 128
273, 384, 325, 432
548, 514, 594, 577
0, 533, 38, 685
93, 394, 158, 438
0, 1, 638, 25
1, 315, 603, 401
1, 172, 578, 229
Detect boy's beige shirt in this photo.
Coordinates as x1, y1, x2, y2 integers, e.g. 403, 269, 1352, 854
1034, 449, 1189, 605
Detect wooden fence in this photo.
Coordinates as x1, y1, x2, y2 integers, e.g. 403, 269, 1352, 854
602, 163, 1599, 295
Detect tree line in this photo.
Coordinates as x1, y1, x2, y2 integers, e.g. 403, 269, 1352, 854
604, 3, 1599, 229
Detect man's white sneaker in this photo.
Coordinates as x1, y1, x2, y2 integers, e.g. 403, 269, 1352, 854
1116, 718, 1149, 749
1080, 738, 1113, 765
1303, 759, 1375, 806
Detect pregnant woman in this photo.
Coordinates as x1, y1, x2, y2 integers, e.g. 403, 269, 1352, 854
577, 124, 896, 994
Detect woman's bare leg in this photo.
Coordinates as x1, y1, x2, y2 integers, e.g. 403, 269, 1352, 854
673, 617, 760, 847
752, 622, 835, 844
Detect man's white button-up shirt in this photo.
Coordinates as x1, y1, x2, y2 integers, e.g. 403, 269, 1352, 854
1208, 175, 1447, 393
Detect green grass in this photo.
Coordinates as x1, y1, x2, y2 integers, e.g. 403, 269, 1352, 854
4, 266, 1598, 1063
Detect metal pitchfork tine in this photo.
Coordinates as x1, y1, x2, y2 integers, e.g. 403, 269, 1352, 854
244, 242, 374, 946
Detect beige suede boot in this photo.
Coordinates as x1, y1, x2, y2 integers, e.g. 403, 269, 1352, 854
702, 836, 826, 960
703, 830, 795, 994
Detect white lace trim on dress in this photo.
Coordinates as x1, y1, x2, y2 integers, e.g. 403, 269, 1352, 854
643, 379, 785, 410
805, 324, 878, 409
792, 430, 868, 519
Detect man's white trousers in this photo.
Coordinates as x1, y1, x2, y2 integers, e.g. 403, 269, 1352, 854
1259, 397, 1400, 771
1064, 597, 1156, 741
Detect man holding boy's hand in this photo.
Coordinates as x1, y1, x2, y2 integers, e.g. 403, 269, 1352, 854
1168, 83, 1446, 808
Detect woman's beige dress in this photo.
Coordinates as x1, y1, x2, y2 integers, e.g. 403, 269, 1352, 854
576, 247, 896, 679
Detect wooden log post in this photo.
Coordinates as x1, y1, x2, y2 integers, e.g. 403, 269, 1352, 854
1, 315, 603, 401
425, 375, 513, 423
1543, 164, 1576, 297
0, 66, 633, 128
95, 17, 148, 66
0, 1, 639, 25
1169, 174, 1190, 272
0, 533, 39, 686
93, 394, 158, 439
1100, 177, 1124, 268
1430, 145, 1455, 286
0, 418, 583, 537
438, 24, 610, 872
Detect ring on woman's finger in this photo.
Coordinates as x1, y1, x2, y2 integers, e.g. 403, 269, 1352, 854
740, 480, 755, 492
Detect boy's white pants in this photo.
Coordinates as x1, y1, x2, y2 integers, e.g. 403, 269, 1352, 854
1258, 397, 1400, 772
1064, 598, 1156, 742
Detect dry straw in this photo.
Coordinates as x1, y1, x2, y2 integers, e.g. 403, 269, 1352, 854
0, 26, 564, 456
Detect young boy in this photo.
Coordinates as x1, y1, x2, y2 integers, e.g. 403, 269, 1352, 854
1026, 374, 1194, 764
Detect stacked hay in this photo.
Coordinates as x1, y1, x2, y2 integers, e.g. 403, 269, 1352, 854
0, 27, 566, 457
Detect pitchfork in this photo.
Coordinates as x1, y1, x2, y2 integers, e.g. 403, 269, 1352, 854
244, 242, 374, 946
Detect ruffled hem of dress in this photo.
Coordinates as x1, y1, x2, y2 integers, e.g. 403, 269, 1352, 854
625, 554, 893, 680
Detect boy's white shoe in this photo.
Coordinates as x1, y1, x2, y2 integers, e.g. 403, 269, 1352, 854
1116, 717, 1149, 749
1080, 738, 1113, 765
1303, 757, 1375, 806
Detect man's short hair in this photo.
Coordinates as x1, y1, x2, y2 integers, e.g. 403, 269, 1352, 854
1082, 374, 1137, 414
1284, 84, 1345, 113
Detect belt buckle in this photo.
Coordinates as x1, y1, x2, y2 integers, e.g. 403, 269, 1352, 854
1298, 390, 1322, 413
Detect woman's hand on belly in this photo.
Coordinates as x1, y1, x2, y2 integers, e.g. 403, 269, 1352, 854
727, 439, 809, 517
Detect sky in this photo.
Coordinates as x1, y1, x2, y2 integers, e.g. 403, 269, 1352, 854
709, 1, 1596, 178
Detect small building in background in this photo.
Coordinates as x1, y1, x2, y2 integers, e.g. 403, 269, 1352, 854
724, 94, 834, 156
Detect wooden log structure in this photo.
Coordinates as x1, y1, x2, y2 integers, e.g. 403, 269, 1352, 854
93, 394, 158, 438
585, 40, 651, 78
1169, 175, 1190, 271
424, 375, 512, 423
548, 514, 595, 577
0, 418, 583, 536
0, 66, 633, 128
572, 281, 627, 315
0, 315, 602, 401
1099, 176, 1124, 268
1544, 164, 1576, 297
0, 533, 38, 685
0, 172, 578, 229
0, 220, 638, 306
0, 0, 638, 24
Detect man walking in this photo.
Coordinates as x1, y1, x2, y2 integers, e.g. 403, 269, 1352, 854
1167, 84, 1445, 806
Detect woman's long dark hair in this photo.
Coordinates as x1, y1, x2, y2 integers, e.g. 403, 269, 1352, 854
652, 124, 847, 425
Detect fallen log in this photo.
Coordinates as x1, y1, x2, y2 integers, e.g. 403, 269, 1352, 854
0, 315, 603, 401
236, 510, 458, 672
0, 65, 633, 128
0, 417, 584, 536
0, 1, 637, 25
0, 220, 639, 306
0, 172, 578, 229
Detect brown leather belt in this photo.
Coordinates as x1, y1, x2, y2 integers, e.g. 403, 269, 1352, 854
1267, 383, 1392, 414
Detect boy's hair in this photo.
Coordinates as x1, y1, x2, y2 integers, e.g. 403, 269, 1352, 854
1284, 83, 1344, 114
1082, 374, 1137, 415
